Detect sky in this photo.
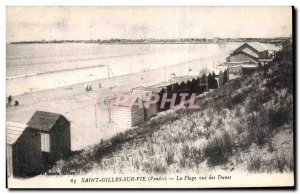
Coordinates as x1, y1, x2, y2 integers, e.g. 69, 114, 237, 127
6, 6, 292, 42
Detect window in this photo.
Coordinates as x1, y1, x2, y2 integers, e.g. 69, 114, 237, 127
41, 133, 50, 152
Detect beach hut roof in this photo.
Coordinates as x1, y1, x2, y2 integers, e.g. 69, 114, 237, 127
27, 111, 69, 132
6, 122, 28, 145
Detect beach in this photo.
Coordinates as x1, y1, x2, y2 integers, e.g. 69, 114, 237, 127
6, 61, 207, 151
6, 42, 280, 150
6, 43, 232, 150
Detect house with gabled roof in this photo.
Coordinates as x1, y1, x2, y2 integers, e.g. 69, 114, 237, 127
226, 43, 260, 63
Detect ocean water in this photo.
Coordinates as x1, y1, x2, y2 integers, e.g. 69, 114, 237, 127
6, 42, 276, 96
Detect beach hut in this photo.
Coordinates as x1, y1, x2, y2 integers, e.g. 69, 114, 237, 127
171, 76, 200, 93
27, 111, 71, 165
132, 87, 161, 120
190, 78, 201, 93
6, 122, 42, 177
152, 87, 166, 112
112, 95, 145, 129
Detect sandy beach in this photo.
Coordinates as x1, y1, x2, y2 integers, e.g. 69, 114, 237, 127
6, 62, 206, 151
6, 42, 280, 151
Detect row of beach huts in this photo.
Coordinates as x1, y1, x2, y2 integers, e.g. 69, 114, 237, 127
6, 42, 280, 178
108, 43, 280, 129
109, 74, 226, 129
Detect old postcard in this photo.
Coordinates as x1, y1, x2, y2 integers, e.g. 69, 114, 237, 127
6, 6, 294, 189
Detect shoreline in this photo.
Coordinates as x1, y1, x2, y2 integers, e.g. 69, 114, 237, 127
8, 59, 207, 98
6, 64, 106, 80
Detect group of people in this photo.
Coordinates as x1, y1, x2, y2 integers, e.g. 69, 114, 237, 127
7, 95, 19, 108
84, 82, 102, 92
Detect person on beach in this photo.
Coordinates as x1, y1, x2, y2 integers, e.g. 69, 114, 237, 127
7, 95, 12, 106
84, 84, 93, 91
14, 100, 19, 106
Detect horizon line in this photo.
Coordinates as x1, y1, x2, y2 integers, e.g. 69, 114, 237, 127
8, 37, 291, 44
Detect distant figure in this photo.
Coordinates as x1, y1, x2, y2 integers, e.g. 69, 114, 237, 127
7, 95, 12, 106
84, 84, 92, 91
99, 82, 102, 89
14, 100, 19, 106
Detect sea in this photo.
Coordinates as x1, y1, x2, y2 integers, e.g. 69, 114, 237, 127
6, 42, 279, 96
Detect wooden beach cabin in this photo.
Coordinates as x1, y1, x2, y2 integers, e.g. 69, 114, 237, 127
113, 95, 145, 129
27, 111, 71, 165
7, 122, 42, 177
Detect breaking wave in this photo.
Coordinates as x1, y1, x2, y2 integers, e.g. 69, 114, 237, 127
6, 64, 106, 80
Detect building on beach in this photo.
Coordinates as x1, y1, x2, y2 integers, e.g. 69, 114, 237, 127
222, 42, 280, 76
148, 75, 203, 111
132, 87, 161, 120
27, 111, 71, 166
227, 42, 280, 63
200, 68, 228, 87
7, 111, 71, 178
226, 43, 259, 63
221, 62, 258, 74
149, 80, 178, 111
171, 76, 201, 93
112, 95, 145, 129
107, 72, 224, 129
7, 122, 42, 177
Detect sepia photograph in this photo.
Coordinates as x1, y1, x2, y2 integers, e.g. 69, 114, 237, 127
5, 6, 294, 189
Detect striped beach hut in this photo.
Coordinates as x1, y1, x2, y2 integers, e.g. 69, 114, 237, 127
112, 95, 145, 129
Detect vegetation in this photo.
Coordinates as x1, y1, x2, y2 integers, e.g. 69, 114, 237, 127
204, 131, 234, 166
